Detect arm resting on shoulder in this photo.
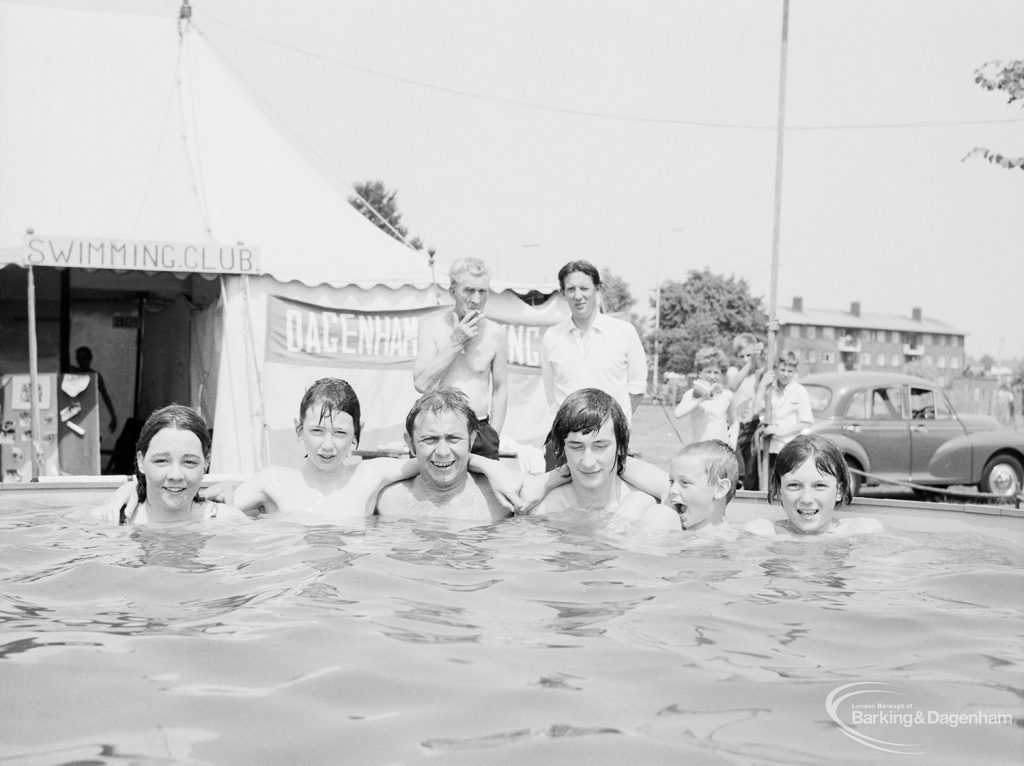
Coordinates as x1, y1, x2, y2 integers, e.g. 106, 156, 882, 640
519, 467, 571, 513
468, 454, 522, 512
620, 456, 669, 501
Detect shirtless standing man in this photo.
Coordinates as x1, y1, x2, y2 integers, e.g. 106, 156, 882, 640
375, 388, 511, 522
413, 258, 508, 460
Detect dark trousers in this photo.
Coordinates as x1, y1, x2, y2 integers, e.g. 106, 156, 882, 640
471, 418, 501, 460
735, 418, 760, 490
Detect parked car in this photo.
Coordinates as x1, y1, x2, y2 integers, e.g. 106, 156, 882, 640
798, 371, 1024, 498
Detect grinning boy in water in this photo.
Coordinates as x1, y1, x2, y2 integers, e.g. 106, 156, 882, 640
661, 439, 739, 538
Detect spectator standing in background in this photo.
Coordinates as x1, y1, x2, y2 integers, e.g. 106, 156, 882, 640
540, 260, 647, 470
727, 333, 766, 489
413, 258, 508, 460
70, 346, 118, 435
754, 350, 813, 482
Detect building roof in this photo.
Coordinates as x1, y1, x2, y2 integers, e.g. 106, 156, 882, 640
777, 305, 964, 336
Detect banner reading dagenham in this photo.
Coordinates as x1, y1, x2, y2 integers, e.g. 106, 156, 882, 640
261, 295, 552, 463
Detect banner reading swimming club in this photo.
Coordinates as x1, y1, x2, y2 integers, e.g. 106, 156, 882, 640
265, 294, 546, 369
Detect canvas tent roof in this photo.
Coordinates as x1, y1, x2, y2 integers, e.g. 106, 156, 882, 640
0, 2, 434, 288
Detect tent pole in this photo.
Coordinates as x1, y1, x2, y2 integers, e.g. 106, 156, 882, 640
240, 275, 269, 467
760, 0, 789, 490
59, 269, 70, 372
26, 265, 43, 480
133, 294, 147, 418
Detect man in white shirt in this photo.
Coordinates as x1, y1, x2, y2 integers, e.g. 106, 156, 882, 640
540, 260, 647, 470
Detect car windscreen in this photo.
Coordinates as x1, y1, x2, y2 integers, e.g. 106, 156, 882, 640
805, 384, 832, 413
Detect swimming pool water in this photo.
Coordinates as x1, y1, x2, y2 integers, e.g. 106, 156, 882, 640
0, 498, 1021, 765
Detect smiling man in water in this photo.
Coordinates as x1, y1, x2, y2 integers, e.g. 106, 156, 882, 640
375, 388, 511, 522
530, 388, 678, 533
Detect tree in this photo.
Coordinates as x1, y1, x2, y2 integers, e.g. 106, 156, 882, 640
349, 180, 435, 256
964, 60, 1024, 170
600, 269, 646, 340
648, 268, 767, 375
600, 269, 636, 313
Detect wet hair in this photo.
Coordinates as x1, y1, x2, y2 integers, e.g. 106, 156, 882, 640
296, 378, 362, 445
545, 388, 629, 474
694, 346, 727, 372
675, 439, 740, 503
767, 434, 853, 508
556, 260, 602, 291
134, 404, 211, 504
405, 388, 480, 442
775, 350, 800, 369
448, 257, 491, 287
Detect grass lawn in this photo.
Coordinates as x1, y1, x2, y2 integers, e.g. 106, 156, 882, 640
629, 401, 689, 472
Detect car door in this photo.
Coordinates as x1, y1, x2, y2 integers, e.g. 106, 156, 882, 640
842, 385, 911, 482
908, 386, 971, 483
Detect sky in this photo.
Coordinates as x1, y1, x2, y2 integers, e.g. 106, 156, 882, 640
19, 0, 1024, 360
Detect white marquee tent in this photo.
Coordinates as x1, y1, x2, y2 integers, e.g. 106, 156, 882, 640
0, 2, 562, 475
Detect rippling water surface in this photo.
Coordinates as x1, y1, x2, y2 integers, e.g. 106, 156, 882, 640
0, 499, 1021, 765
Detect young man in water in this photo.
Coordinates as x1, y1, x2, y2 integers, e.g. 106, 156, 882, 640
529, 388, 679, 533
413, 258, 508, 460
375, 388, 511, 522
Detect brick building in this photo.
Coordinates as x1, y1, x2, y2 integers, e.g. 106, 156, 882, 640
776, 297, 965, 383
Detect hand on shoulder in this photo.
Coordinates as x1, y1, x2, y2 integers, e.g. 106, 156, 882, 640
209, 501, 250, 524
611, 493, 681, 534
743, 518, 779, 537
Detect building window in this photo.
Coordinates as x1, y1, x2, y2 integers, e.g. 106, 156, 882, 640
890, 353, 901, 367
789, 325, 800, 339
924, 355, 934, 367
822, 351, 835, 364
937, 356, 947, 369
860, 352, 871, 366
950, 356, 961, 369
823, 326, 834, 339
807, 350, 817, 363
876, 353, 887, 366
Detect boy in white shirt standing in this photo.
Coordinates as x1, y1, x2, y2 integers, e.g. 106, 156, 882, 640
754, 350, 813, 481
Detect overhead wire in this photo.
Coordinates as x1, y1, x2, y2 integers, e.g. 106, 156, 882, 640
191, 22, 421, 251
614, 0, 758, 259
199, 10, 1024, 132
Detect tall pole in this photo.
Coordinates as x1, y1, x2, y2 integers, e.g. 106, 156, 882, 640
767, 0, 789, 361
653, 279, 661, 399
26, 265, 43, 480
760, 0, 790, 489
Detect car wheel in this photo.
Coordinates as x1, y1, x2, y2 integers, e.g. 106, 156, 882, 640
979, 454, 1024, 498
844, 456, 863, 496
